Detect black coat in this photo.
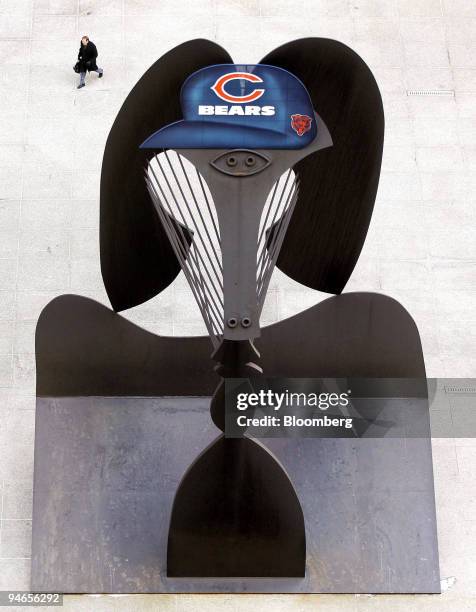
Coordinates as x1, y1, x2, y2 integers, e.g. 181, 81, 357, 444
78, 41, 98, 72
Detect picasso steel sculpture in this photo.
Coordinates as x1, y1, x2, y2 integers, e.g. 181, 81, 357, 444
38, 39, 433, 582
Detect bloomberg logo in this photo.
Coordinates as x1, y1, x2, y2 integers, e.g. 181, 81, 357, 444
198, 71, 276, 116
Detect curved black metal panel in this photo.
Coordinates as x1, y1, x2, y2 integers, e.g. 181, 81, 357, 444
35, 294, 214, 397
167, 435, 305, 577
100, 39, 233, 312
260, 38, 384, 294
36, 292, 424, 397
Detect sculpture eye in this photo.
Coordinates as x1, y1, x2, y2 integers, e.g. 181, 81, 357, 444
210, 150, 271, 176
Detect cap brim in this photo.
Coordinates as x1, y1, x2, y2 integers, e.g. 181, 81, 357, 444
140, 119, 316, 150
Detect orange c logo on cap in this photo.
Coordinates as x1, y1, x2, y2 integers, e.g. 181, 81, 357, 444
211, 72, 265, 104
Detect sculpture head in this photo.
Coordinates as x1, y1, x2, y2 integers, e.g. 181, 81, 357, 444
140, 64, 332, 344
100, 38, 383, 330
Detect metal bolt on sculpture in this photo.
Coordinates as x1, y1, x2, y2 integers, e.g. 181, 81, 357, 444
140, 63, 332, 576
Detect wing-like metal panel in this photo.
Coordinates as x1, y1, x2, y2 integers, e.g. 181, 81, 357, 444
100, 39, 233, 312
260, 38, 384, 294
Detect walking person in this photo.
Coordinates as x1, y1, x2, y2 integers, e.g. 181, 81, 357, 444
77, 36, 103, 89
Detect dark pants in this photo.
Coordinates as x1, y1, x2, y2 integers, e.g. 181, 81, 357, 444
79, 66, 103, 86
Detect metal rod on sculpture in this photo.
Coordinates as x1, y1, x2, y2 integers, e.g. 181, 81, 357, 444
256, 169, 295, 284
145, 177, 221, 342
145, 172, 223, 344
257, 179, 300, 294
151, 157, 224, 304
174, 152, 223, 272
146, 172, 223, 334
148, 160, 225, 319
258, 184, 300, 308
256, 171, 297, 292
162, 151, 223, 285
196, 168, 221, 247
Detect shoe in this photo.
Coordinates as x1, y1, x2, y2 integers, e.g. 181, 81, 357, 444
77, 83, 85, 89
98, 71, 103, 78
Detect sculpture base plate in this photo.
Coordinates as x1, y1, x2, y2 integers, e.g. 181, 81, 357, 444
31, 396, 440, 593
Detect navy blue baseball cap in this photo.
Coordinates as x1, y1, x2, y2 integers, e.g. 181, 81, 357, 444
140, 64, 318, 150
